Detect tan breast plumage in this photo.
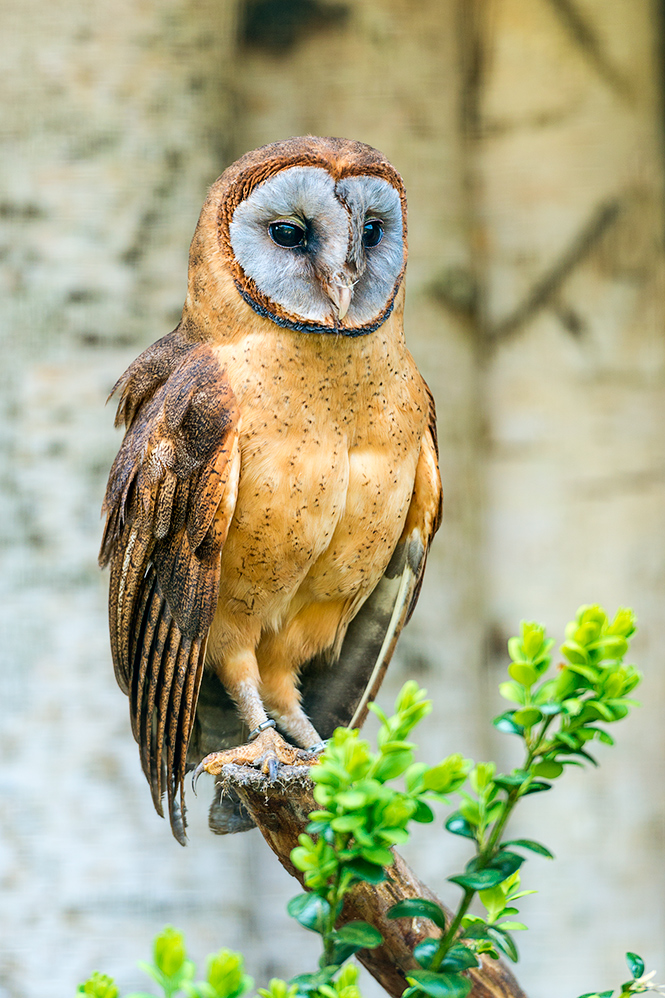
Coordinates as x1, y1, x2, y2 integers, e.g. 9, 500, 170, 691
206, 305, 428, 671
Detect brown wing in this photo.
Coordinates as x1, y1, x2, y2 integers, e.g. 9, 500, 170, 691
99, 335, 240, 844
300, 384, 442, 735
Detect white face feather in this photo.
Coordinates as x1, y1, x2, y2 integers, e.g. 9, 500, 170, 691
229, 165, 404, 328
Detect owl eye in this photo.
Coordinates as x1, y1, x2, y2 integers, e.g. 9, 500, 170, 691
362, 219, 384, 248
269, 221, 306, 248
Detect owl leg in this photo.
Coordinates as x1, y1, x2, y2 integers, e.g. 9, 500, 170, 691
194, 650, 317, 781
260, 665, 324, 751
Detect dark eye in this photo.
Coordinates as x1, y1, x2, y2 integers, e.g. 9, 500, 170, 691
269, 221, 306, 248
362, 219, 384, 248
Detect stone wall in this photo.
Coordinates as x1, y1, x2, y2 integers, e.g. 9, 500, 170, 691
0, 2, 663, 996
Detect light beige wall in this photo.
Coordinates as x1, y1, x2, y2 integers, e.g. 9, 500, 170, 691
475, 2, 665, 992
0, 2, 663, 996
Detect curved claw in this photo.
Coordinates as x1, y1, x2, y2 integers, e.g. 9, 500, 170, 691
191, 761, 206, 796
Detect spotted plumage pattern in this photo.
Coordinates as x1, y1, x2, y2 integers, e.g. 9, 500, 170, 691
100, 137, 442, 843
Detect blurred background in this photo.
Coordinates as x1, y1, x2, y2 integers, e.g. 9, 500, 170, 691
1, 1, 664, 996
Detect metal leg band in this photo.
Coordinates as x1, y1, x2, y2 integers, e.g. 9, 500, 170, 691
248, 719, 276, 742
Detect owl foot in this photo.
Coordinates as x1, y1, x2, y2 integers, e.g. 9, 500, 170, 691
193, 726, 318, 790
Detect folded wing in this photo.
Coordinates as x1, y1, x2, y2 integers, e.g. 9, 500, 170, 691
99, 335, 240, 843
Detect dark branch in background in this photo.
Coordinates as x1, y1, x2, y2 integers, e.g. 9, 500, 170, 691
488, 198, 623, 342
545, 0, 634, 100
239, 0, 351, 52
217, 764, 528, 998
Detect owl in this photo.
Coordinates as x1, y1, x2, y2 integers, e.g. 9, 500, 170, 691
100, 136, 442, 843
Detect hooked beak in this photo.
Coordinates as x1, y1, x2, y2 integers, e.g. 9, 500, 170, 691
325, 273, 355, 321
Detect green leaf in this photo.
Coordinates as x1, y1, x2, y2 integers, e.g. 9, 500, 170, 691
493, 712, 524, 735
625, 952, 645, 978
469, 762, 496, 793
449, 869, 509, 891
487, 926, 519, 962
413, 800, 435, 823
334, 922, 383, 949
289, 969, 337, 993
439, 945, 479, 972
326, 922, 383, 965
422, 755, 471, 794
507, 636, 523, 661
484, 850, 525, 878
609, 607, 636, 639
154, 926, 187, 977
498, 683, 527, 706
360, 845, 394, 867
538, 702, 563, 715
388, 898, 446, 930
513, 708, 542, 726
502, 839, 554, 858
497, 921, 527, 930
345, 858, 387, 884
330, 815, 364, 833
492, 773, 526, 791
414, 939, 439, 969
478, 884, 507, 922
556, 731, 580, 749
77, 973, 120, 998
458, 798, 481, 826
561, 640, 589, 665
588, 701, 615, 722
508, 663, 539, 687
335, 790, 368, 809
406, 970, 472, 998
445, 813, 476, 839
373, 750, 414, 781
596, 730, 615, 746
286, 893, 331, 933
204, 949, 253, 998
519, 780, 552, 795
532, 760, 563, 779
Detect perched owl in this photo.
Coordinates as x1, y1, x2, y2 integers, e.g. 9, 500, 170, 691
100, 136, 442, 844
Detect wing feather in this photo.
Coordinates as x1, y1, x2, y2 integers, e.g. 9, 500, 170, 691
100, 333, 240, 842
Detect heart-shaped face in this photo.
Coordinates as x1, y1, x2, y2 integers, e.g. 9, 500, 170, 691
189, 136, 408, 337
229, 164, 405, 333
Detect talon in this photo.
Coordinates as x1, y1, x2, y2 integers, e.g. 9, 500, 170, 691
193, 727, 320, 783
192, 761, 205, 795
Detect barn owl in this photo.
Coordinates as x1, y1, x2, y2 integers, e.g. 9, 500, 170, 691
100, 136, 442, 844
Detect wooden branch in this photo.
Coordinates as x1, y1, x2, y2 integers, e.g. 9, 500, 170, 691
216, 764, 528, 998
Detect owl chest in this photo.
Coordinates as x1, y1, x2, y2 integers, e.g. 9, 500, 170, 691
218, 337, 424, 606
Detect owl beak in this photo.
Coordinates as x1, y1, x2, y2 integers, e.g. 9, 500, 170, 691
325, 274, 354, 320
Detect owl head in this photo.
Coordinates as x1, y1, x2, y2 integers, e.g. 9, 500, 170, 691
185, 136, 407, 337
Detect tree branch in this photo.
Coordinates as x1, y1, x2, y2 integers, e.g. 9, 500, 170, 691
216, 764, 528, 998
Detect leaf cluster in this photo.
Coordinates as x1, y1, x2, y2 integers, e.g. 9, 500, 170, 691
78, 605, 643, 998
289, 682, 472, 995
78, 928, 254, 998
577, 951, 665, 997
497, 606, 639, 778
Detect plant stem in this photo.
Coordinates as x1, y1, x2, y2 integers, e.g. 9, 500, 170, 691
485, 713, 555, 857
323, 836, 349, 966
429, 889, 475, 972
484, 788, 523, 857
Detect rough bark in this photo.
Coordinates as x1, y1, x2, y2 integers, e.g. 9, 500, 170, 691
217, 764, 527, 998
